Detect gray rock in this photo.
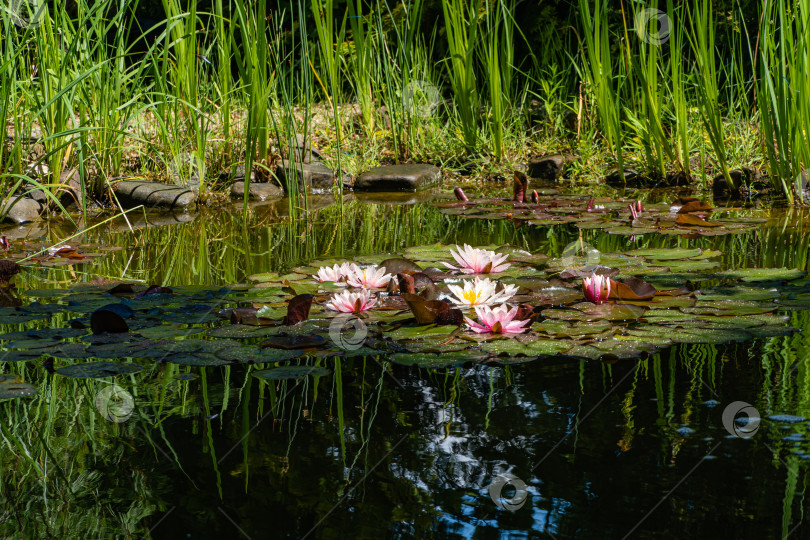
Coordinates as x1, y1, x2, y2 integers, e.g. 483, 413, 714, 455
218, 163, 258, 183
527, 154, 572, 180
293, 133, 322, 163
605, 168, 643, 187
21, 168, 83, 209
354, 164, 440, 192
112, 180, 197, 211
275, 162, 351, 193
230, 181, 284, 201
1, 196, 43, 224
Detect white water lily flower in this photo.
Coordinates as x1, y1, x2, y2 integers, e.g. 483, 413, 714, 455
446, 277, 517, 306
443, 244, 510, 274
346, 265, 393, 288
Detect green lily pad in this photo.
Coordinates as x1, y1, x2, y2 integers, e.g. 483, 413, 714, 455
137, 325, 206, 339
253, 365, 331, 380
0, 350, 43, 362
216, 346, 303, 364
715, 268, 806, 282
0, 309, 50, 324
390, 351, 488, 367
386, 325, 459, 341
206, 325, 278, 339
88, 340, 162, 359
55, 361, 143, 379
164, 353, 232, 366
480, 337, 572, 357
624, 248, 704, 260
23, 288, 71, 298
0, 381, 37, 399
0, 328, 87, 341
6, 339, 64, 350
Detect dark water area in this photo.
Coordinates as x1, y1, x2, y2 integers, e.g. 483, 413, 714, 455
1, 190, 810, 539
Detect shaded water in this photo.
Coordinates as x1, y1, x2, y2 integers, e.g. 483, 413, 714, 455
2, 191, 810, 539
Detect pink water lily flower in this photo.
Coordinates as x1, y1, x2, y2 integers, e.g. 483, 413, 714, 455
314, 264, 345, 283
629, 200, 643, 220
347, 265, 393, 288
464, 305, 531, 335
444, 244, 510, 274
313, 262, 357, 284
583, 273, 611, 304
325, 289, 377, 313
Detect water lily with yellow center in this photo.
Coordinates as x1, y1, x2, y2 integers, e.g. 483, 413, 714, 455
464, 305, 531, 334
346, 265, 393, 288
447, 277, 517, 306
443, 244, 510, 274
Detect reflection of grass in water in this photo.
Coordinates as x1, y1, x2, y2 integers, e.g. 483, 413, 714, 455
6, 206, 810, 536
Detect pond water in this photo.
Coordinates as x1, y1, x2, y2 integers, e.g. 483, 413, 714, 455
2, 188, 810, 539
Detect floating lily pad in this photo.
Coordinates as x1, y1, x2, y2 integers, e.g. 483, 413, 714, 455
88, 340, 161, 359
253, 365, 331, 380
0, 309, 50, 324
206, 325, 278, 339
0, 381, 37, 399
216, 346, 303, 364
174, 373, 199, 381
164, 353, 231, 366
261, 335, 327, 349
480, 338, 572, 357
624, 248, 704, 260
137, 325, 206, 339
389, 351, 488, 367
715, 268, 806, 282
6, 339, 64, 350
0, 350, 42, 362
0, 328, 87, 341
55, 361, 143, 378
23, 288, 71, 298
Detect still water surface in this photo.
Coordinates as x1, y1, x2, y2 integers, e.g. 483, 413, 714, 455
1, 190, 809, 539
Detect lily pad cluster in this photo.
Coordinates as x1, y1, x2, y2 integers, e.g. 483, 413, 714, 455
0, 243, 806, 387
0, 239, 120, 267
434, 192, 765, 237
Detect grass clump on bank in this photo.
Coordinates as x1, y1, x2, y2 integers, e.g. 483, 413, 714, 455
1, 0, 809, 217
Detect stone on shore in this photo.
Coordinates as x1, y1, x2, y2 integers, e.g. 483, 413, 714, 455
230, 181, 284, 201
112, 180, 197, 211
0, 196, 43, 224
527, 154, 572, 180
354, 164, 440, 192
275, 162, 351, 193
